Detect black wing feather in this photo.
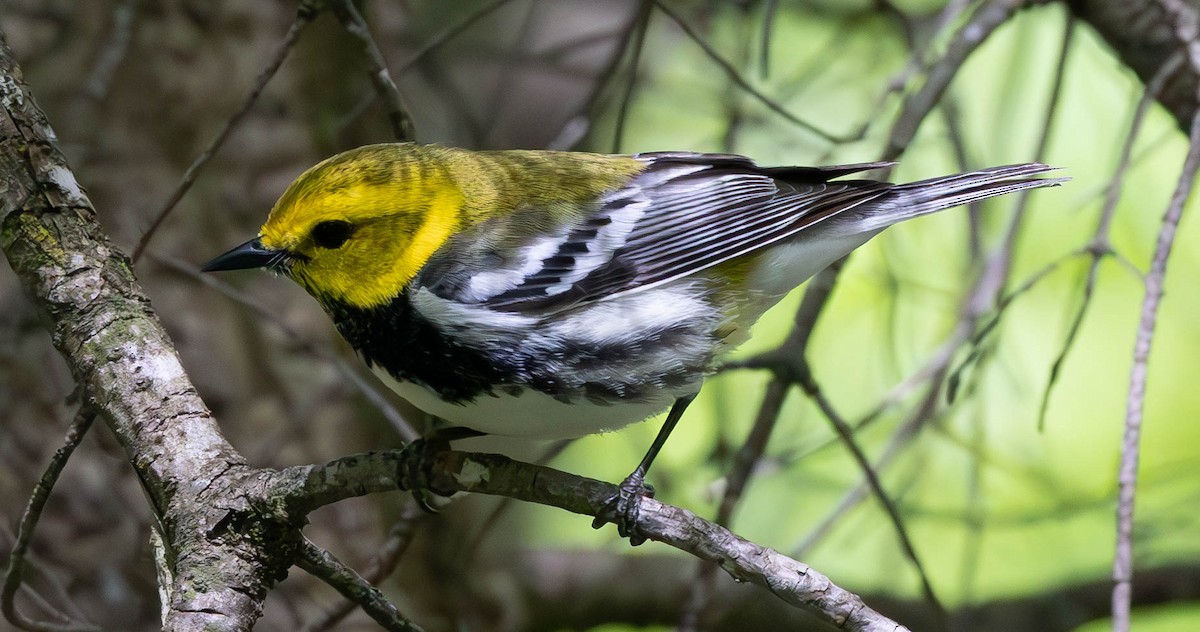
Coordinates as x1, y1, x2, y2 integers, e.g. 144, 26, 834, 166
483, 154, 892, 313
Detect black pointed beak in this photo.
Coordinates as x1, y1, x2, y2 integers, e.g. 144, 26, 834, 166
203, 237, 280, 272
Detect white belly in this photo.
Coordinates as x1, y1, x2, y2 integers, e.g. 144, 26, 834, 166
375, 367, 681, 439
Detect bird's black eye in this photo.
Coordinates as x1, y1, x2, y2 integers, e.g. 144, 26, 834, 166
311, 220, 355, 249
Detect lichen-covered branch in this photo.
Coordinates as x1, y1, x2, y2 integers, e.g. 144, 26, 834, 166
0, 30, 281, 632
0, 27, 907, 631
271, 450, 910, 632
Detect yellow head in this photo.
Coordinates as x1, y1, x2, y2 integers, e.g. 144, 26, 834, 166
206, 144, 464, 309
205, 143, 645, 308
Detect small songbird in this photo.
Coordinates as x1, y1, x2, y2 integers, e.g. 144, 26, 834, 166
205, 143, 1064, 542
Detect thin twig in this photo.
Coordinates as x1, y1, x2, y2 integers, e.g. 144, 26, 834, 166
954, 394, 987, 625
397, 0, 514, 75
758, 0, 779, 79
302, 505, 427, 632
332, 0, 414, 141
795, 360, 946, 625
830, 0, 974, 153
985, 14, 1074, 303
939, 97, 984, 260
2, 405, 99, 632
297, 539, 423, 632
151, 254, 418, 442
1112, 107, 1200, 632
678, 379, 789, 631
130, 10, 315, 262
1037, 52, 1184, 428
883, 0, 1025, 160
332, 0, 516, 151
611, 1, 653, 153
651, 0, 842, 143
548, 1, 654, 150
792, 371, 948, 559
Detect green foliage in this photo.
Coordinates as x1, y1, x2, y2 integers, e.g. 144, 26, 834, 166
553, 1, 1200, 615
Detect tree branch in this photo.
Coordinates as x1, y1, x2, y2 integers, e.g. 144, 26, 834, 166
1067, 0, 1200, 132
272, 450, 910, 632
1, 30, 287, 632
0, 28, 908, 631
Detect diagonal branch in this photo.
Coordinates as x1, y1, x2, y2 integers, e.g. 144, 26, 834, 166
651, 0, 844, 143
331, 0, 414, 142
0, 28, 909, 631
270, 450, 911, 632
1, 30, 287, 631
2, 405, 98, 632
130, 6, 317, 262
296, 539, 423, 632
1112, 99, 1200, 632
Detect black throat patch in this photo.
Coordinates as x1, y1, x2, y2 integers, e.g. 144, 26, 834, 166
325, 292, 515, 403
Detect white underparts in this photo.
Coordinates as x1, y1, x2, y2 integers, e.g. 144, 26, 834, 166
377, 370, 677, 439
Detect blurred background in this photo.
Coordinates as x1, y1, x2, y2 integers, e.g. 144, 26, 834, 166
2, 1, 1199, 630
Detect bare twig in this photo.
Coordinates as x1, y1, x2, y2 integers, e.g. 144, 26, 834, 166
828, 1, 974, 153
397, 0, 514, 74
302, 506, 427, 632
151, 254, 418, 443
984, 13, 1074, 304
297, 539, 423, 632
546, 1, 654, 150
611, 1, 653, 153
1037, 52, 1185, 428
884, 0, 1025, 161
1112, 107, 1200, 632
271, 450, 911, 632
130, 9, 315, 262
792, 372, 948, 559
758, 0, 779, 79
2, 405, 99, 632
332, 0, 414, 142
651, 0, 843, 143
330, 0, 515, 135
794, 361, 946, 624
678, 379, 789, 631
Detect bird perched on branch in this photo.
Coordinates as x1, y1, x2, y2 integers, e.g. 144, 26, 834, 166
205, 143, 1064, 543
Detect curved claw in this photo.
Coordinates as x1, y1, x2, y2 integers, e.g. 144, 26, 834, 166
397, 437, 457, 513
592, 472, 656, 545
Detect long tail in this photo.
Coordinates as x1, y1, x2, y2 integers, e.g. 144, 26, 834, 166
855, 163, 1067, 232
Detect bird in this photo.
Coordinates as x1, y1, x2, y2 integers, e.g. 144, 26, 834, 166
204, 142, 1064, 543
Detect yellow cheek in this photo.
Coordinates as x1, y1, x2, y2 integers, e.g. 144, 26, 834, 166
295, 186, 463, 309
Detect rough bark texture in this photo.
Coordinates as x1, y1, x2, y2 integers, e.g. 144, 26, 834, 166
0, 29, 908, 631
1068, 0, 1200, 131
2, 1, 1199, 630
0, 31, 295, 631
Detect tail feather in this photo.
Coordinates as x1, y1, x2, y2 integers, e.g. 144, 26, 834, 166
853, 163, 1067, 232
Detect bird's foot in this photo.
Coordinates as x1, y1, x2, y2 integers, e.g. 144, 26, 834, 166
397, 437, 454, 512
592, 471, 655, 546
398, 427, 482, 512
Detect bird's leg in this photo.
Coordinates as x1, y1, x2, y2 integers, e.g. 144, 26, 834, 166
592, 393, 697, 545
398, 424, 485, 512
